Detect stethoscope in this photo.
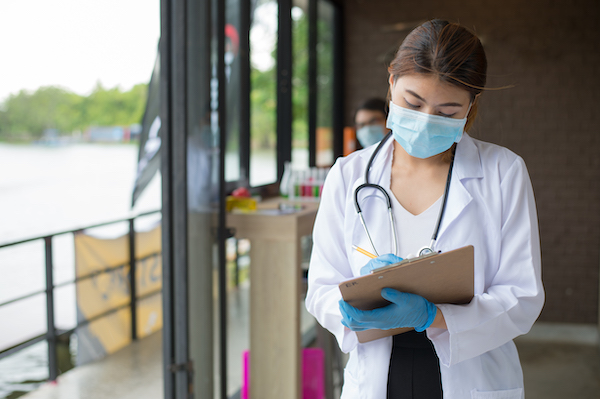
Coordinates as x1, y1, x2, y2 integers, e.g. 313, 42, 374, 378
353, 132, 455, 257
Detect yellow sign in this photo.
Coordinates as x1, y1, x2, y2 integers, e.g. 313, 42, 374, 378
74, 223, 162, 365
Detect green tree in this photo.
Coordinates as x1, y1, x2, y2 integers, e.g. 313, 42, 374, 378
316, 14, 334, 129
0, 87, 80, 139
0, 83, 147, 141
249, 9, 311, 150
251, 65, 277, 149
292, 11, 309, 146
80, 82, 147, 127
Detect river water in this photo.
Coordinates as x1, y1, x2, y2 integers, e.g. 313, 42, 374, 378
0, 142, 161, 398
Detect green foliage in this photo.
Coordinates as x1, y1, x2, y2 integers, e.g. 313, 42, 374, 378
292, 11, 309, 146
316, 14, 334, 128
249, 10, 312, 150
0, 83, 148, 140
250, 65, 277, 149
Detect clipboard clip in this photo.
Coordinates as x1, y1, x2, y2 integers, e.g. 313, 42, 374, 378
370, 251, 441, 274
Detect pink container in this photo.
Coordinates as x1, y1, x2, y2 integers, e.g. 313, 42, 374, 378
242, 348, 325, 399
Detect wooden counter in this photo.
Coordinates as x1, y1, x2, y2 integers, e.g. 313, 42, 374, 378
226, 199, 319, 399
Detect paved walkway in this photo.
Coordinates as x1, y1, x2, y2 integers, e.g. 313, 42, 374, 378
21, 322, 600, 399
21, 331, 163, 399
515, 323, 600, 399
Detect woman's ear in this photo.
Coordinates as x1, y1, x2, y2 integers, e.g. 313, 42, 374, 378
388, 75, 395, 102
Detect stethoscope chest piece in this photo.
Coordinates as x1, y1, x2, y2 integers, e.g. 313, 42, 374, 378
418, 246, 435, 256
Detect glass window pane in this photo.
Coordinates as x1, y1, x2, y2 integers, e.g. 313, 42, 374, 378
316, 0, 335, 167
250, 0, 278, 186
225, 0, 242, 183
292, 3, 309, 170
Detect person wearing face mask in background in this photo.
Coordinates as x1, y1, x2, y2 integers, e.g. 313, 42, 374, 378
354, 98, 389, 149
305, 19, 544, 399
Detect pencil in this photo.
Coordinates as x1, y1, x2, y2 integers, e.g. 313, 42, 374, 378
352, 245, 377, 259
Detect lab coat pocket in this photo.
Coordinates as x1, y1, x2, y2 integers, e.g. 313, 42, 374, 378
341, 367, 360, 398
471, 388, 523, 399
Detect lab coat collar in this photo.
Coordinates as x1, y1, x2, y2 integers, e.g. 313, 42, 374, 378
454, 133, 483, 180
436, 133, 483, 243
357, 133, 482, 185
354, 134, 483, 244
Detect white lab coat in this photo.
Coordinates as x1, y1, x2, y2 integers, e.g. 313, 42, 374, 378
305, 133, 544, 399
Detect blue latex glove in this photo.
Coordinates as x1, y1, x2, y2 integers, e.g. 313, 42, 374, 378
360, 253, 403, 276
339, 288, 437, 332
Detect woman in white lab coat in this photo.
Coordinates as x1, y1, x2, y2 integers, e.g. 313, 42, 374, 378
305, 19, 544, 399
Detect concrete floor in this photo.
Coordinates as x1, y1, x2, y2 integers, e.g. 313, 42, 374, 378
20, 321, 600, 399
515, 323, 600, 399
517, 340, 600, 398
20, 331, 163, 399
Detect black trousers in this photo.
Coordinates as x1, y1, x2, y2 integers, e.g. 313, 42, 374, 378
387, 330, 443, 399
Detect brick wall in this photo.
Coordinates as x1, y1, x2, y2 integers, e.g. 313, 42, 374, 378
343, 0, 600, 323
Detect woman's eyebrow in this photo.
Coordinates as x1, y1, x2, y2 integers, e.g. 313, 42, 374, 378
438, 101, 464, 107
405, 89, 464, 107
406, 89, 426, 102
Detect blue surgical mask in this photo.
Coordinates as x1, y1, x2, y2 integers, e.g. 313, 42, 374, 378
356, 124, 386, 147
386, 100, 470, 159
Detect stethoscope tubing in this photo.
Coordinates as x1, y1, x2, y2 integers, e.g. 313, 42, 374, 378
354, 132, 455, 257
363, 132, 393, 184
354, 182, 399, 256
431, 151, 455, 243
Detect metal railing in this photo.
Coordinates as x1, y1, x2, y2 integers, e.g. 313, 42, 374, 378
0, 210, 161, 381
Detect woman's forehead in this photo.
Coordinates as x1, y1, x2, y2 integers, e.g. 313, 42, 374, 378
393, 74, 471, 105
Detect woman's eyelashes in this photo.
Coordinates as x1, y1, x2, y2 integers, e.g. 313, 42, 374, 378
404, 98, 420, 109
404, 98, 457, 118
438, 110, 457, 117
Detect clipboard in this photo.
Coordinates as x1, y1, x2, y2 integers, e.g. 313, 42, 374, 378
338, 245, 474, 343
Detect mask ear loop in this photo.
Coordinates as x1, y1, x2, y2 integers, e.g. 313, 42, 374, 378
452, 101, 474, 145
465, 101, 474, 117
464, 96, 480, 132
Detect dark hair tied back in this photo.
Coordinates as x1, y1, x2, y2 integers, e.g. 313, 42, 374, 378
388, 19, 487, 132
